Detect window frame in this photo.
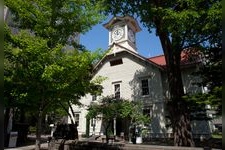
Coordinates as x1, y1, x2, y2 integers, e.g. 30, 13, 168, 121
141, 78, 150, 96
92, 95, 97, 101
114, 84, 120, 99
74, 113, 80, 126
112, 81, 122, 99
142, 106, 153, 118
90, 118, 96, 127
110, 58, 123, 66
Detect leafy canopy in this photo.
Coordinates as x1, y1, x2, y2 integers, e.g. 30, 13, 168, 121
4, 26, 102, 112
4, 0, 106, 149
86, 96, 150, 125
5, 0, 106, 48
103, 0, 221, 50
100, 0, 221, 146
4, 0, 107, 112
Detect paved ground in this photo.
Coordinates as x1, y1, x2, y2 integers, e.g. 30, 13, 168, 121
5, 142, 221, 150
5, 143, 48, 150
123, 143, 219, 150
4, 135, 221, 150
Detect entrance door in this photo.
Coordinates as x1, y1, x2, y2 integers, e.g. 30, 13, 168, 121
116, 118, 122, 136
116, 117, 130, 139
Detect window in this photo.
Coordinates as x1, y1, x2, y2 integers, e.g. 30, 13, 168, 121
91, 118, 96, 127
74, 113, 80, 126
110, 59, 123, 66
143, 106, 152, 118
141, 79, 149, 95
92, 95, 97, 101
114, 84, 120, 99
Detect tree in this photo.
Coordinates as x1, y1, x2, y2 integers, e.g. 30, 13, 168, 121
101, 0, 222, 146
197, 45, 222, 115
4, 28, 104, 149
188, 44, 222, 115
86, 96, 150, 143
4, 0, 106, 149
5, 0, 106, 48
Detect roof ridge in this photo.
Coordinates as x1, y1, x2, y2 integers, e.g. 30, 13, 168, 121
147, 54, 165, 59
113, 43, 164, 69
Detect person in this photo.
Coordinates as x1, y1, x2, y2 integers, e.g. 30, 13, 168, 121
131, 124, 136, 144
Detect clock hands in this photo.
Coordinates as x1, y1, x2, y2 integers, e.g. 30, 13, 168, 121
112, 28, 124, 41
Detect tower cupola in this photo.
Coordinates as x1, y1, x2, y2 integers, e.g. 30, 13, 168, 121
103, 16, 141, 54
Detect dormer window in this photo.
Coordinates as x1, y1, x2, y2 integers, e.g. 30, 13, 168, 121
110, 59, 123, 66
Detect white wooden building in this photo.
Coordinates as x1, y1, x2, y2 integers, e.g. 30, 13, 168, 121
69, 16, 213, 139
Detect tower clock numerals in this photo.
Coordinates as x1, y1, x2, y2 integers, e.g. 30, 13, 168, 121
112, 27, 124, 41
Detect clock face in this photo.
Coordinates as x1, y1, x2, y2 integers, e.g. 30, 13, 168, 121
128, 29, 135, 42
112, 28, 124, 41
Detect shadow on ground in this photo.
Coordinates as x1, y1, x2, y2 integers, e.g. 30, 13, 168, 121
9, 135, 222, 150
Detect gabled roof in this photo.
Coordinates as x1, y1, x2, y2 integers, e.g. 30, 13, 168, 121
92, 43, 164, 74
148, 54, 166, 66
92, 44, 201, 75
148, 49, 201, 67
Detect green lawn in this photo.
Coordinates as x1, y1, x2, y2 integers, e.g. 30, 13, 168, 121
212, 133, 222, 139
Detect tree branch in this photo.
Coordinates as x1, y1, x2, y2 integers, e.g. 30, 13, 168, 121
57, 100, 75, 124
182, 35, 214, 49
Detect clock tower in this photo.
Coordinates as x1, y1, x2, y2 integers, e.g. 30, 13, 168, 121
103, 16, 141, 54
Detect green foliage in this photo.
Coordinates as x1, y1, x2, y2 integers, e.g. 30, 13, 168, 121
101, 0, 221, 146
212, 133, 222, 139
190, 45, 222, 115
86, 95, 150, 125
4, 0, 106, 115
4, 28, 102, 112
103, 0, 221, 49
91, 48, 109, 65
194, 46, 222, 90
86, 96, 150, 141
5, 0, 106, 48
4, 1, 106, 149
184, 86, 222, 117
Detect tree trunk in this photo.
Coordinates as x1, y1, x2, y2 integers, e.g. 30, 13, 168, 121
157, 27, 195, 146
168, 101, 194, 146
19, 108, 25, 123
86, 118, 90, 137
166, 53, 195, 147
58, 101, 75, 124
104, 121, 111, 143
35, 109, 43, 150
4, 108, 10, 146
68, 101, 76, 124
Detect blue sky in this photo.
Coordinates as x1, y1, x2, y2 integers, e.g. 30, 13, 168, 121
80, 17, 164, 58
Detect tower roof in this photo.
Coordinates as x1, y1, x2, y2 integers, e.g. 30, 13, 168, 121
103, 16, 141, 32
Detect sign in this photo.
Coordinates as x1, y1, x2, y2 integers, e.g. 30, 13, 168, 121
8, 132, 18, 148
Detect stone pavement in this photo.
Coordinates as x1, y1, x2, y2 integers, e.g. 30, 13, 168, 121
4, 143, 221, 150
4, 134, 221, 150
5, 143, 48, 150
5, 135, 49, 150
123, 143, 220, 150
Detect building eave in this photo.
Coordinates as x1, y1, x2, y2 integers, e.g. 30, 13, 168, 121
103, 16, 141, 32
92, 43, 164, 76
